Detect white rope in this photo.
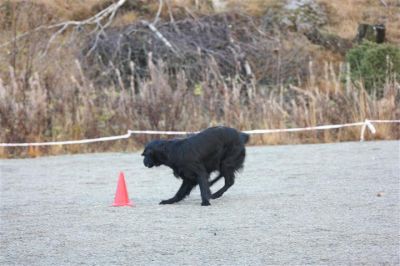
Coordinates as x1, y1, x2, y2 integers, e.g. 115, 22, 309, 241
0, 132, 132, 147
128, 130, 190, 135
0, 119, 399, 147
243, 121, 367, 134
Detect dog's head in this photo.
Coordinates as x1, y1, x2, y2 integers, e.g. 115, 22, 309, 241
141, 140, 167, 168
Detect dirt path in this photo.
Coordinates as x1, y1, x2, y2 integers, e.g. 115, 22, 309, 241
1, 141, 399, 265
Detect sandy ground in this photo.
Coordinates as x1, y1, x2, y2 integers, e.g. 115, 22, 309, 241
0, 141, 399, 265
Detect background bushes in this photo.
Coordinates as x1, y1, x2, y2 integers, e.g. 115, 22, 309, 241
346, 41, 400, 96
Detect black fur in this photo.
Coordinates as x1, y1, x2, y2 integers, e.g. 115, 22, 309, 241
142, 126, 249, 206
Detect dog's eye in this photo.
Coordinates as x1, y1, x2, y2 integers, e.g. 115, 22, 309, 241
141, 150, 151, 156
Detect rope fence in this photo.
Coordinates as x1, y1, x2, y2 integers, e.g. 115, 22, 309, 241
0, 119, 399, 147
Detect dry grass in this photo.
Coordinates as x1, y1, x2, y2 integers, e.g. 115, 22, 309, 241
6, 0, 104, 21
0, 56, 398, 158
225, 0, 281, 16
0, 0, 399, 158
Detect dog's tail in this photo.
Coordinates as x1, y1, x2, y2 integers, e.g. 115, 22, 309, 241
240, 132, 250, 144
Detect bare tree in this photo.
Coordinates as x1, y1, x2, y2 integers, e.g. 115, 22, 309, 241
0, 0, 181, 57
0, 0, 128, 51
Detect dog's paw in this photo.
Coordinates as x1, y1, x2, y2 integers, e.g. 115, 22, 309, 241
210, 193, 222, 199
201, 201, 211, 206
159, 199, 174, 205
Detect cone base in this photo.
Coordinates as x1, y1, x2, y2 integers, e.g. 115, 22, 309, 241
112, 200, 133, 207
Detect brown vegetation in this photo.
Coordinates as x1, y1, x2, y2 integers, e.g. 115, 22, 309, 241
0, 0, 399, 158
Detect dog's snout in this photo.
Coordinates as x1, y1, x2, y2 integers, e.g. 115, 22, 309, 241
143, 156, 154, 168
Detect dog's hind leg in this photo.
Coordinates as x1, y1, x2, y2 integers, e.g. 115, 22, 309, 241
209, 173, 223, 187
211, 146, 245, 199
210, 171, 234, 199
160, 180, 195, 205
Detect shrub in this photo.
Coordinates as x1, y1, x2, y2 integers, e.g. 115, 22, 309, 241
80, 12, 311, 88
346, 41, 400, 95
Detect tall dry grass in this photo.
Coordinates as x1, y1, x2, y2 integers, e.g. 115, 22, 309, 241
0, 0, 399, 158
0, 54, 398, 158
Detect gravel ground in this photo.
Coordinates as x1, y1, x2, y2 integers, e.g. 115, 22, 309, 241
0, 141, 399, 265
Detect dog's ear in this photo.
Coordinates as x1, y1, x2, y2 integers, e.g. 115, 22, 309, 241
152, 142, 169, 162
156, 142, 167, 153
142, 140, 168, 164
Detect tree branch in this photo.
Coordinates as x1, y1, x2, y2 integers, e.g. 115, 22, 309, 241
0, 0, 127, 52
379, 0, 388, 7
145, 0, 179, 55
153, 0, 164, 25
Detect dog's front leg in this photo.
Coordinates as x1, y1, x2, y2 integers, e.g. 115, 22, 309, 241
196, 173, 211, 206
160, 180, 195, 205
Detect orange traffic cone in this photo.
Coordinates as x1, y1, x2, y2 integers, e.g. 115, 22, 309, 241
112, 172, 133, 207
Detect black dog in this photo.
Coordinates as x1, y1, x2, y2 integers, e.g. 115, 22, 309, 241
142, 126, 249, 206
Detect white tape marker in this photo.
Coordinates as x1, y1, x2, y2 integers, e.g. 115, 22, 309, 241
128, 130, 191, 135
0, 132, 132, 147
243, 122, 367, 134
0, 120, 398, 147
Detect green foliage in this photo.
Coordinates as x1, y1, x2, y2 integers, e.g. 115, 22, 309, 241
346, 41, 400, 95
